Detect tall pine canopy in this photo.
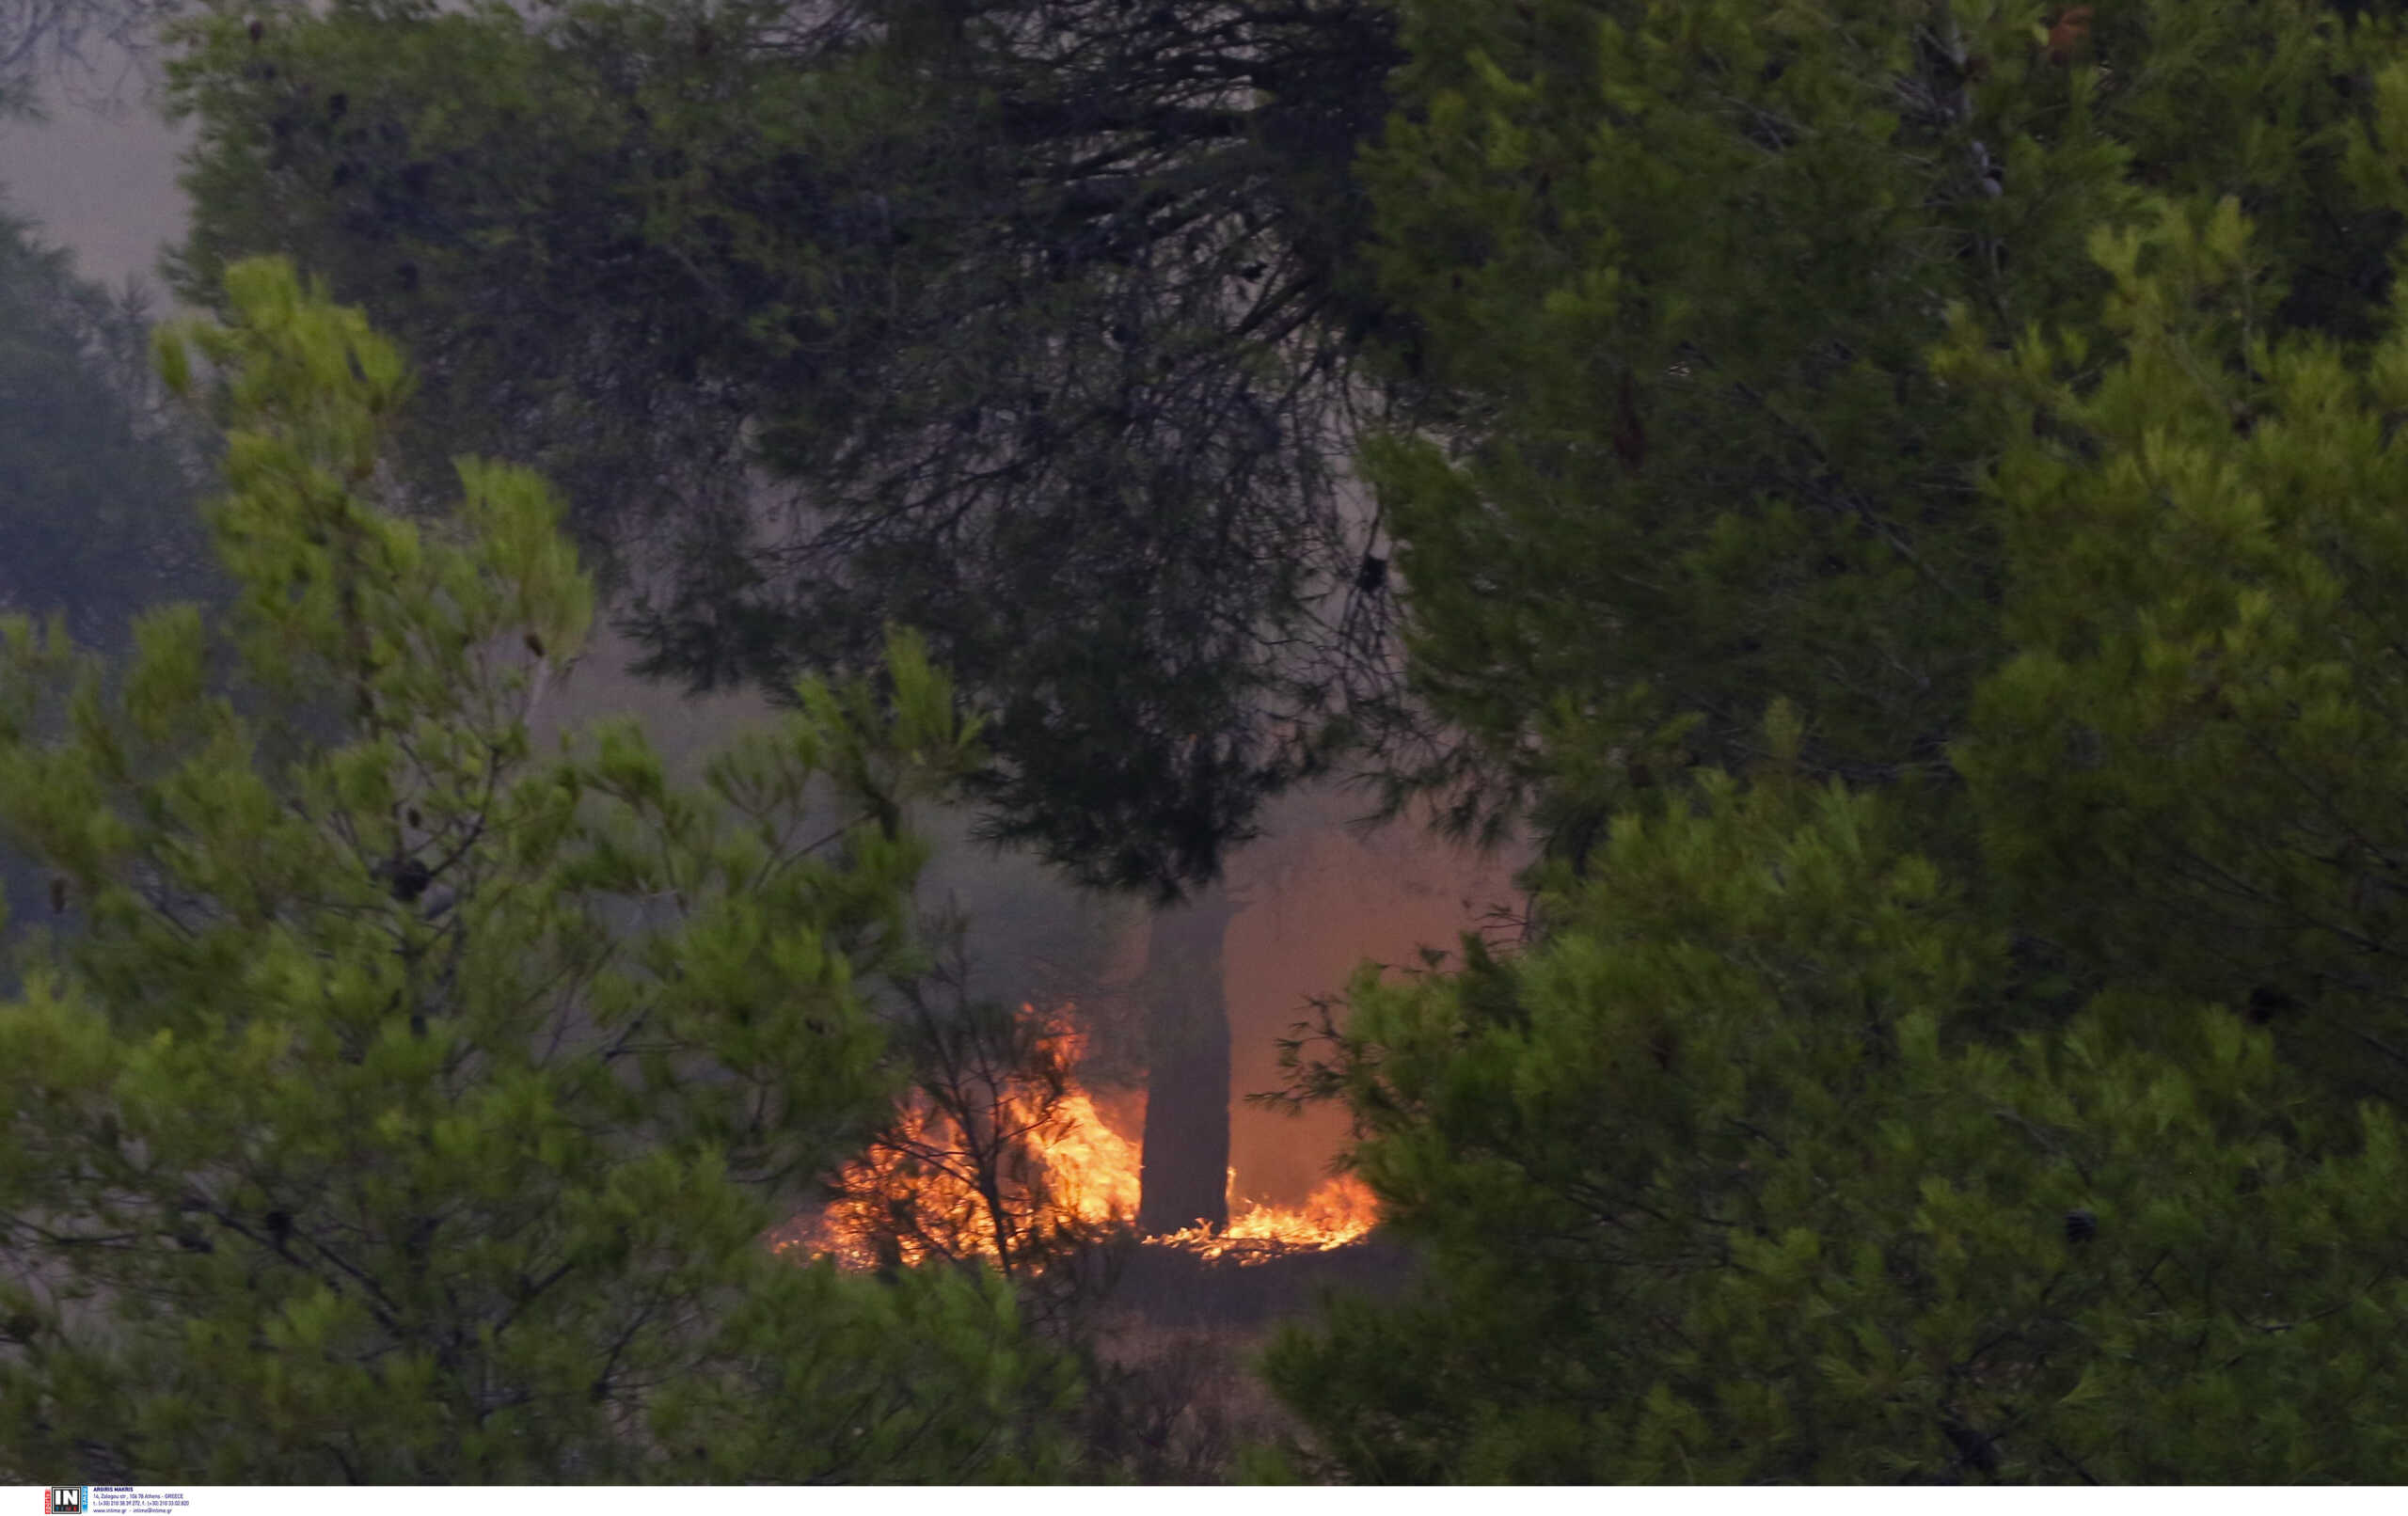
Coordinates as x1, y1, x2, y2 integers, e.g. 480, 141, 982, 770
165, 0, 1412, 900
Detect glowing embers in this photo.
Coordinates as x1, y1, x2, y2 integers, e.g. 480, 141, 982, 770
787, 1003, 1377, 1271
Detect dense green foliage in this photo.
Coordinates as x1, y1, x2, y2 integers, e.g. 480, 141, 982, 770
1271, 706, 2408, 1480
1259, 0, 2408, 1484
85, 0, 2408, 1485
1352, 0, 2402, 858
1948, 188, 2408, 1112
0, 261, 1075, 1482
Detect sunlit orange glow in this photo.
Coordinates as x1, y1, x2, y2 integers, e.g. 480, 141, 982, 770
781, 1004, 1379, 1271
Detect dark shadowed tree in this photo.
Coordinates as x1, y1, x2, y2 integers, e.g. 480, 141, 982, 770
1133, 885, 1242, 1235
1343, 0, 2408, 880
0, 204, 210, 644
166, 0, 1419, 900
1263, 704, 2408, 1482
1251, 0, 2408, 1481
1947, 188, 2408, 1117
164, 0, 1432, 1238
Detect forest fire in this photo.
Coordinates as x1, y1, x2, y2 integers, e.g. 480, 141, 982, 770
783, 1004, 1379, 1271
1149, 1172, 1381, 1264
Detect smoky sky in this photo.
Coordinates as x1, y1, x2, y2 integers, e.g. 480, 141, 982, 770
0, 45, 186, 291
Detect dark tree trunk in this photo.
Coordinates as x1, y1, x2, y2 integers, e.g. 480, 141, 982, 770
1136, 882, 1237, 1234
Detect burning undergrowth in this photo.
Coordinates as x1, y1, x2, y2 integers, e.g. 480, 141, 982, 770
776, 1000, 1378, 1276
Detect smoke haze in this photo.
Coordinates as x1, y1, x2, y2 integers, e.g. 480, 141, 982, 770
0, 55, 185, 291
0, 32, 1533, 1211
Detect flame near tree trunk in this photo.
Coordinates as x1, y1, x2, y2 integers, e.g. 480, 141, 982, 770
791, 1003, 1375, 1271
1137, 885, 1238, 1236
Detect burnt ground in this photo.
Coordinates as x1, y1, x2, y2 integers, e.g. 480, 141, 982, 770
1105, 1232, 1421, 1330
1064, 1232, 1421, 1481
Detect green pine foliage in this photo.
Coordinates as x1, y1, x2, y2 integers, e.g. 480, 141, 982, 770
1266, 708, 2408, 1481
0, 259, 1076, 1482
164, 0, 879, 569
1259, 0, 2408, 1485
0, 197, 220, 951
1948, 180, 2408, 1112
77, 0, 2408, 1485
1351, 0, 2402, 862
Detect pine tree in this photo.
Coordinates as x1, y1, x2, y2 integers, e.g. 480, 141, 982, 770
1948, 180, 2408, 1112
163, 0, 1407, 901
0, 197, 220, 954
1264, 705, 2408, 1481
0, 259, 1076, 1482
1260, 0, 2408, 1482
1348, 0, 2402, 867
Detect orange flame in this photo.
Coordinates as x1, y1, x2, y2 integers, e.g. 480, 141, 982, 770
784, 1004, 1377, 1271
1149, 1172, 1381, 1264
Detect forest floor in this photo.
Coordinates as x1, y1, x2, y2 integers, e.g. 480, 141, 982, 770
1071, 1236, 1418, 1482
